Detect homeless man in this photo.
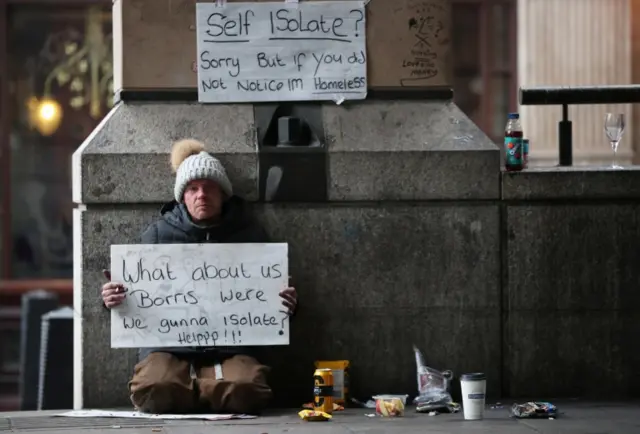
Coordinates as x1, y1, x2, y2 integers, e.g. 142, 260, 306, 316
100, 139, 298, 415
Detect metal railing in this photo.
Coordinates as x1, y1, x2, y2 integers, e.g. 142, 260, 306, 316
519, 85, 640, 166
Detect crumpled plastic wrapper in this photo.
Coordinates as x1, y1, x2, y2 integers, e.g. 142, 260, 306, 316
511, 402, 558, 418
302, 402, 344, 411
412, 345, 459, 413
416, 394, 460, 413
298, 409, 332, 421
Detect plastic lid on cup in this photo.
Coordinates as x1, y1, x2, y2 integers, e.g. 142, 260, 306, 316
460, 372, 486, 381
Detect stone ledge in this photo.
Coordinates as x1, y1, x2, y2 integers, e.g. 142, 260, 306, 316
502, 166, 640, 200
329, 150, 498, 201
72, 103, 258, 204
73, 101, 500, 204
324, 101, 500, 200
80, 153, 257, 204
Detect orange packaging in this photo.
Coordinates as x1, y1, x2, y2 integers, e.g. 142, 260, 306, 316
314, 360, 350, 405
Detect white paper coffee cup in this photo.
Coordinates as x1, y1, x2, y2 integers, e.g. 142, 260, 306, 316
460, 373, 486, 420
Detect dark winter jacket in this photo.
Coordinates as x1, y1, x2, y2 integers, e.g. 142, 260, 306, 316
134, 196, 270, 362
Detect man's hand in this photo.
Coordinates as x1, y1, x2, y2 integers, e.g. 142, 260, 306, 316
279, 286, 297, 315
101, 269, 126, 308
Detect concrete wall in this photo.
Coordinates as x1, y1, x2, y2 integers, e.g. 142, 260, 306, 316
73, 100, 640, 408
502, 169, 640, 398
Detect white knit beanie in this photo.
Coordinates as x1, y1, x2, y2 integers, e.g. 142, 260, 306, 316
170, 139, 233, 203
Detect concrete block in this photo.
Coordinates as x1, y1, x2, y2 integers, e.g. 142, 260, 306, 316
248, 204, 501, 403
75, 203, 501, 407
502, 167, 640, 200
72, 104, 258, 205
504, 204, 640, 398
73, 206, 158, 408
73, 100, 500, 205
325, 101, 500, 200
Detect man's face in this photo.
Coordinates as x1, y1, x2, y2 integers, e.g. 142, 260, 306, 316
183, 179, 223, 222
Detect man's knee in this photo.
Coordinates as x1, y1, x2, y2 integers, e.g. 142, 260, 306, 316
128, 352, 193, 413
225, 380, 272, 414
131, 380, 184, 414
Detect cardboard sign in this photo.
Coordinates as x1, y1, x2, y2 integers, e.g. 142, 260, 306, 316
195, 1, 367, 102
109, 243, 289, 348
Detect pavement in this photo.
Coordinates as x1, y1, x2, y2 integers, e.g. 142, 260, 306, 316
2, 401, 640, 433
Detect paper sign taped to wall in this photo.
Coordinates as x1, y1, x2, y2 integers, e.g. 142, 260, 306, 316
109, 243, 289, 348
195, 1, 368, 103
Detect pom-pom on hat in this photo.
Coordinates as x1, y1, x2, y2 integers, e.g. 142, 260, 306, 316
170, 139, 233, 203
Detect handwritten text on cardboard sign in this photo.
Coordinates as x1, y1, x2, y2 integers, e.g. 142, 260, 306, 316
110, 243, 289, 348
196, 1, 367, 103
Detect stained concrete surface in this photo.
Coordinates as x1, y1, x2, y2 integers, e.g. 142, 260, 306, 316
3, 403, 640, 433
73, 93, 640, 408
504, 204, 640, 398
73, 98, 501, 408
502, 166, 640, 200
75, 204, 501, 407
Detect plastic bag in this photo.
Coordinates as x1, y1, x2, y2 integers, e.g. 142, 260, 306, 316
412, 345, 458, 413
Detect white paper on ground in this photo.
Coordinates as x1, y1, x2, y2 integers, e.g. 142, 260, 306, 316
56, 409, 257, 421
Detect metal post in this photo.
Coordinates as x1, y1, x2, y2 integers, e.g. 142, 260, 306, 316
558, 104, 572, 166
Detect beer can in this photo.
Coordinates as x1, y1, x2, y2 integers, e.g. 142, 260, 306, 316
313, 368, 334, 414
315, 360, 350, 405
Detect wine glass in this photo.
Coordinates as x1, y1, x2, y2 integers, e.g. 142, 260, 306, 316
604, 113, 625, 169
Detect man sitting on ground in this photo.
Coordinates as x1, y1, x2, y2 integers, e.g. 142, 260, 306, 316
101, 139, 297, 414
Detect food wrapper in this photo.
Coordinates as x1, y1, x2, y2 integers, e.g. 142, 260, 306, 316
298, 410, 332, 421
511, 402, 558, 418
315, 360, 350, 405
302, 402, 344, 411
374, 395, 406, 417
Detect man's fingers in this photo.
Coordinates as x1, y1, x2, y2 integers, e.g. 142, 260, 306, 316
280, 287, 297, 314
281, 294, 296, 304
102, 282, 124, 292
280, 288, 296, 297
282, 299, 295, 310
104, 297, 125, 308
105, 294, 125, 302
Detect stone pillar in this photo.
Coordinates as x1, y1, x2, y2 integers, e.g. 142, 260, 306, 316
113, 0, 453, 91
631, 0, 640, 163
518, 0, 632, 165
73, 0, 499, 408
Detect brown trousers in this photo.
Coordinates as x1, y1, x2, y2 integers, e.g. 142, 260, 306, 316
128, 353, 272, 414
